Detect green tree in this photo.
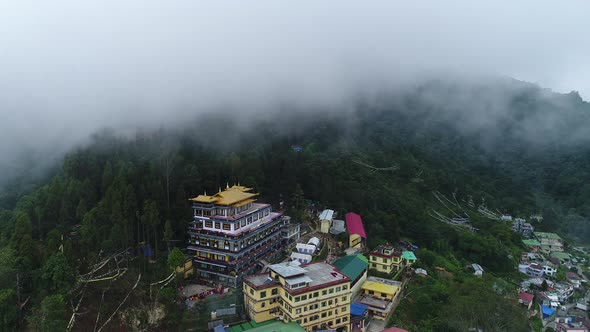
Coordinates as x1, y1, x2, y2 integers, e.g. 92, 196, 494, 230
141, 200, 160, 259
42, 252, 74, 294
167, 248, 184, 271
39, 294, 68, 332
0, 289, 18, 330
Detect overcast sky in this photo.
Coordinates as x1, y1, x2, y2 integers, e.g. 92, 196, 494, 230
1, 1, 589, 173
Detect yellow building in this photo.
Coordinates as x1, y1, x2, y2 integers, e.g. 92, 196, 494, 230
368, 244, 403, 275
357, 277, 401, 321
345, 213, 366, 249
319, 209, 334, 234
243, 262, 351, 331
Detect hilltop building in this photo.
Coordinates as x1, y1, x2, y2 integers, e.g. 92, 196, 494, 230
346, 213, 366, 249
243, 261, 351, 332
187, 185, 284, 287
512, 219, 534, 237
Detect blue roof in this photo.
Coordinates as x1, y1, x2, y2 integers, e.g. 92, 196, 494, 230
541, 305, 555, 317
351, 303, 368, 316
214, 325, 226, 332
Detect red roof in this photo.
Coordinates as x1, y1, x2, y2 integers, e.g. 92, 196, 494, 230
383, 328, 409, 332
346, 212, 366, 238
519, 291, 534, 303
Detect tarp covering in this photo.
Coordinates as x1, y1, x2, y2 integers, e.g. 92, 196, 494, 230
541, 305, 555, 318
350, 302, 368, 316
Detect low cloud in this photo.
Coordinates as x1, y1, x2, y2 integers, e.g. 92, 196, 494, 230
1, 1, 589, 181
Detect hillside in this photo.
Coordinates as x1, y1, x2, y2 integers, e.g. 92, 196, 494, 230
0, 78, 589, 330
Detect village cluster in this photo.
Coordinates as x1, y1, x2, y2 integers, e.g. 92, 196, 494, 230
508, 213, 590, 332
181, 185, 589, 332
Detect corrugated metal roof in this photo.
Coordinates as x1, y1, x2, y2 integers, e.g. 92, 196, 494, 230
361, 280, 399, 295
319, 209, 334, 221
333, 254, 368, 282
402, 251, 417, 261
345, 212, 366, 238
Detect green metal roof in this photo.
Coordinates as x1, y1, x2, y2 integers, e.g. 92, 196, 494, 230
402, 251, 417, 261
522, 239, 541, 246
334, 254, 369, 282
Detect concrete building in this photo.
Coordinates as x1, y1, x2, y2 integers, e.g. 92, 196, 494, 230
368, 244, 403, 275
243, 261, 351, 331
281, 216, 301, 248
187, 185, 284, 287
356, 277, 402, 321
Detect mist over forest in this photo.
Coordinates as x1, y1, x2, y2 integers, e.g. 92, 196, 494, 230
1, 2, 590, 331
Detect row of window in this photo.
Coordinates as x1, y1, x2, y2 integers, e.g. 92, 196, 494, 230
200, 209, 271, 231
295, 312, 348, 327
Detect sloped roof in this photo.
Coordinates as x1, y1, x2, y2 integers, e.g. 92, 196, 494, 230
190, 185, 258, 206
333, 254, 369, 282
319, 209, 334, 221
346, 212, 366, 238
519, 291, 534, 303
402, 251, 417, 261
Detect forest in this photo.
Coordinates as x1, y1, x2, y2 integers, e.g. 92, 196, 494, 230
0, 78, 589, 331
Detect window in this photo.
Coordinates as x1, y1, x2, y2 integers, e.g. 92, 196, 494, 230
342, 306, 347, 312
302, 295, 307, 300
214, 222, 221, 229
342, 285, 348, 290
336, 286, 341, 292
329, 288, 334, 294
322, 290, 327, 295
369, 290, 374, 295
295, 296, 300, 302
372, 263, 376, 268
250, 289, 254, 295
205, 221, 213, 228
223, 223, 231, 231
321, 312, 326, 318
260, 291, 267, 298
322, 301, 327, 307
272, 288, 278, 295
381, 292, 387, 298
382, 257, 387, 263
342, 296, 347, 301
336, 318, 341, 324
296, 308, 301, 314
313, 292, 319, 298
261, 301, 266, 308
235, 222, 240, 230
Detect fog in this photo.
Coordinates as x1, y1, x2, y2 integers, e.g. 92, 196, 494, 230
1, 1, 589, 180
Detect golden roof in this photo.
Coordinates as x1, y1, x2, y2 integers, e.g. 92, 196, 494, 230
361, 281, 398, 295
189, 185, 258, 206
